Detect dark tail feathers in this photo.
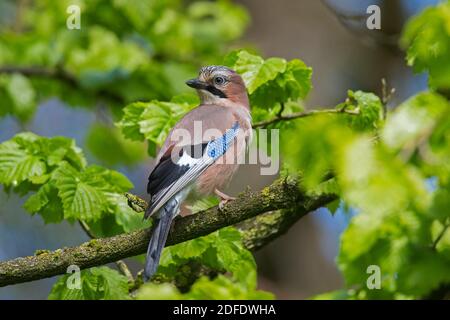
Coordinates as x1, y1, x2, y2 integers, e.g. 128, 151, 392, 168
143, 202, 178, 281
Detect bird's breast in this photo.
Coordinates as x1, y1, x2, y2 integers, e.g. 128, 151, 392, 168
195, 162, 240, 195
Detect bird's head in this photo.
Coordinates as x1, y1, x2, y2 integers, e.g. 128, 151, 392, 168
186, 66, 249, 107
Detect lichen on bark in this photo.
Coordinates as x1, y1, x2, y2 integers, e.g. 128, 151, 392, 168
0, 176, 337, 287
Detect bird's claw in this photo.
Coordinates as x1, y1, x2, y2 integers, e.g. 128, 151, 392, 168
218, 199, 230, 211
215, 188, 236, 211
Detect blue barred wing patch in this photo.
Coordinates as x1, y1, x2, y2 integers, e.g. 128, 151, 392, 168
206, 122, 240, 160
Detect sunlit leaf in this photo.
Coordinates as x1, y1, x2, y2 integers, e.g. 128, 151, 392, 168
49, 267, 130, 300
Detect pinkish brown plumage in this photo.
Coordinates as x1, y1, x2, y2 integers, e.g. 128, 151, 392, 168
143, 66, 251, 281
160, 104, 251, 195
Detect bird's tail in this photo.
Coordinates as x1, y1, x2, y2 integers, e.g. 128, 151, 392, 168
143, 198, 180, 281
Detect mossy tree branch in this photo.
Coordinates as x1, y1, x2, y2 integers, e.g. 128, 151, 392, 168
0, 176, 337, 287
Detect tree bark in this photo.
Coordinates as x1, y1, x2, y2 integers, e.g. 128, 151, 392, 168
0, 176, 336, 287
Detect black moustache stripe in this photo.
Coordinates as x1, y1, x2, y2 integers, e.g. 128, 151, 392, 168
206, 85, 227, 98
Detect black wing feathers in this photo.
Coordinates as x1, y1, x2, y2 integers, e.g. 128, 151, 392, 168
146, 142, 208, 198
147, 152, 188, 196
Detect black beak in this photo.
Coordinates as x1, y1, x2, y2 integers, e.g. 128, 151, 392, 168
186, 78, 207, 90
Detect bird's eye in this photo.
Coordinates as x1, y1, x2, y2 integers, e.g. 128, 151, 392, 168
214, 76, 226, 85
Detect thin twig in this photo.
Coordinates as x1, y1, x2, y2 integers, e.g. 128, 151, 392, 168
381, 78, 395, 120
115, 260, 135, 283
277, 102, 285, 117
432, 222, 449, 250
78, 220, 97, 239
252, 108, 360, 128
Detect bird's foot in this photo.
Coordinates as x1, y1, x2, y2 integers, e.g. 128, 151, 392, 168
214, 188, 236, 211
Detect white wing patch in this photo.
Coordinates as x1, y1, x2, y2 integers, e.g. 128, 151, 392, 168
146, 122, 240, 217
177, 151, 199, 166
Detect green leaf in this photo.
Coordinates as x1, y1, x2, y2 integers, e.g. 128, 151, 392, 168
326, 200, 340, 215
335, 133, 445, 298
283, 59, 313, 100
136, 275, 273, 300
68, 27, 148, 83
116, 102, 148, 141
86, 123, 146, 166
0, 140, 46, 186
159, 227, 257, 288
0, 0, 250, 122
52, 162, 108, 221
282, 115, 353, 189
382, 92, 450, 151
225, 50, 312, 110
0, 133, 87, 189
117, 96, 196, 147
0, 132, 136, 225
147, 141, 157, 158
395, 251, 450, 296
216, 241, 257, 288
185, 275, 273, 300
343, 90, 383, 132
84, 165, 134, 193
138, 100, 191, 145
84, 193, 149, 238
136, 283, 181, 300
308, 177, 340, 197
430, 187, 450, 221
312, 289, 356, 300
401, 1, 450, 90
51, 162, 134, 222
431, 220, 450, 258
338, 136, 428, 216
225, 50, 286, 93
23, 182, 64, 223
43, 137, 87, 170
48, 267, 130, 300
160, 237, 211, 267
5, 73, 36, 121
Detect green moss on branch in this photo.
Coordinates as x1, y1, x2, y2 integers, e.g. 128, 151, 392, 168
0, 176, 336, 287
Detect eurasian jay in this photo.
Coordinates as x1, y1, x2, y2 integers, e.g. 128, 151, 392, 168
143, 66, 252, 281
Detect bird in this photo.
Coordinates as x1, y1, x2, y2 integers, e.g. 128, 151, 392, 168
143, 65, 252, 281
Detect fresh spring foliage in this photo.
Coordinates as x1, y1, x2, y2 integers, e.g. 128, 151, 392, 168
301, 91, 450, 299
116, 94, 199, 157
117, 49, 313, 154
225, 49, 312, 124
46, 228, 272, 300
138, 227, 273, 299
401, 0, 450, 91
137, 275, 272, 300
0, 0, 249, 119
48, 266, 130, 300
0, 0, 248, 164
0, 1, 449, 300
0, 132, 147, 233
0, 47, 313, 299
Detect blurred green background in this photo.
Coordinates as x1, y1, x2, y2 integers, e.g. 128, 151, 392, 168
0, 0, 442, 299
